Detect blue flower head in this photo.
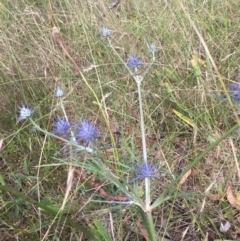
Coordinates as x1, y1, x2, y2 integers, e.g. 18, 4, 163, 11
229, 80, 240, 100
129, 162, 162, 183
54, 86, 65, 98
53, 116, 70, 136
127, 55, 143, 68
76, 120, 97, 144
148, 43, 157, 53
17, 104, 34, 122
101, 26, 112, 37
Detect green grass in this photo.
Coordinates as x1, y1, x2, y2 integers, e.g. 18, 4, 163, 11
1, 0, 240, 240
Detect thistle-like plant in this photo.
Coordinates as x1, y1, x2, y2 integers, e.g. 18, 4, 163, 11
76, 120, 97, 145
17, 104, 34, 122
129, 163, 162, 183
17, 85, 92, 154
53, 116, 71, 136
16, 27, 159, 241
101, 26, 159, 240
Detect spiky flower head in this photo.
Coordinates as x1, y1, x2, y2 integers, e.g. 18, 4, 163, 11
148, 43, 157, 53
127, 55, 143, 68
129, 162, 162, 183
76, 120, 97, 143
230, 80, 240, 100
53, 116, 70, 136
101, 26, 112, 37
17, 104, 34, 122
54, 86, 65, 98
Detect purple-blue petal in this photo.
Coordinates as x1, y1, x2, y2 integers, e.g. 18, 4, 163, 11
53, 116, 70, 135
76, 120, 97, 143
127, 55, 143, 68
129, 162, 161, 183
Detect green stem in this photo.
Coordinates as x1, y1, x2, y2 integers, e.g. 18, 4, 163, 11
147, 212, 157, 241
136, 80, 151, 210
136, 81, 147, 164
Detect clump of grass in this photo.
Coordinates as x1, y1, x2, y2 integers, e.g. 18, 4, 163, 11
1, 0, 240, 240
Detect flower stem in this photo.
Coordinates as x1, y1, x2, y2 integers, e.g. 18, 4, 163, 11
147, 211, 157, 241
136, 78, 151, 210
136, 79, 147, 164
29, 118, 86, 151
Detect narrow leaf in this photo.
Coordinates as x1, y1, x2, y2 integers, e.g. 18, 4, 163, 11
173, 109, 197, 128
